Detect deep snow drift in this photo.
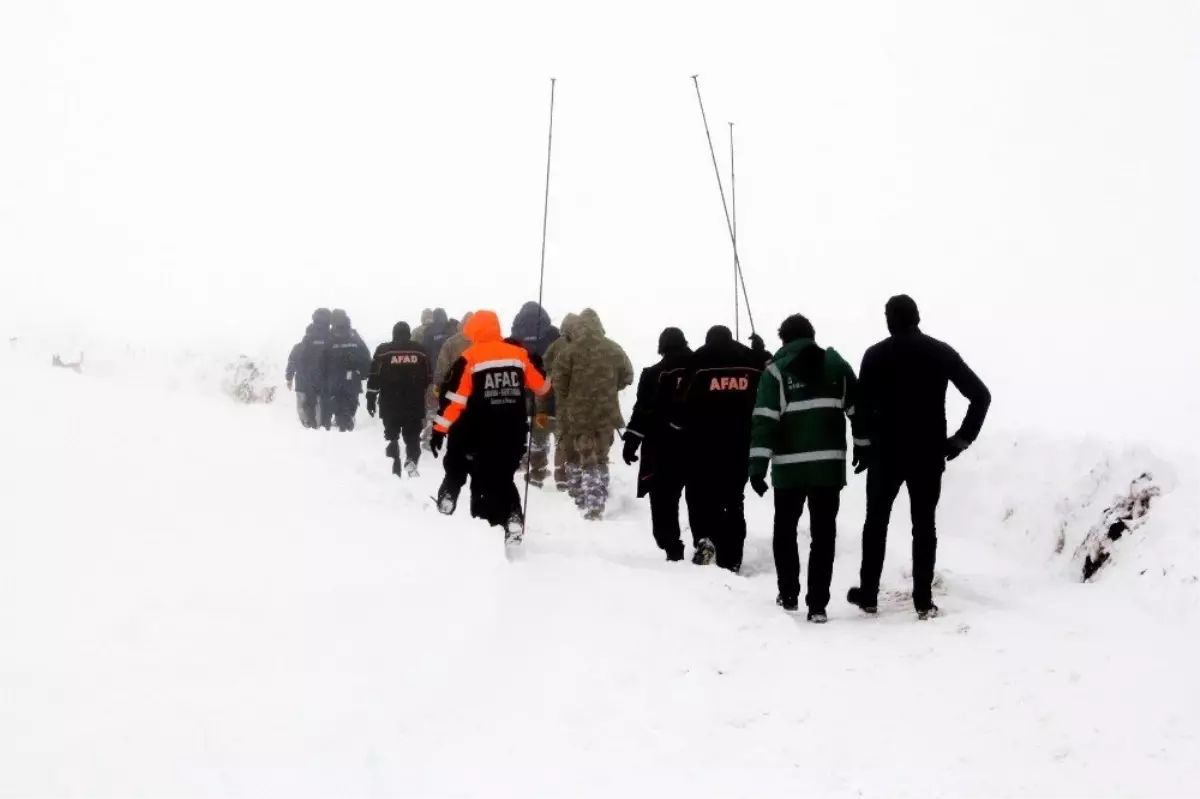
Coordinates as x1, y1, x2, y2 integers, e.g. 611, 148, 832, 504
0, 344, 1197, 798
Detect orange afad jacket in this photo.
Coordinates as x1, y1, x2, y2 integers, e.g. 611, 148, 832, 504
433, 310, 550, 434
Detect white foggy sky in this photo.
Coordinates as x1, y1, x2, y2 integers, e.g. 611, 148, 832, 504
1, 0, 1197, 448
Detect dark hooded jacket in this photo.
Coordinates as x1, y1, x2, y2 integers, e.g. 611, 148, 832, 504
511, 302, 561, 359
857, 310, 991, 466
422, 308, 454, 368
367, 322, 432, 422
322, 321, 372, 396
625, 328, 692, 497
286, 323, 329, 395
677, 326, 766, 483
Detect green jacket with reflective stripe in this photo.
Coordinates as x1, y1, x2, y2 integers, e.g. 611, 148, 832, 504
749, 339, 861, 489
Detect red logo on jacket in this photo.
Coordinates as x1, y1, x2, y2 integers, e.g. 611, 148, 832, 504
709, 376, 750, 391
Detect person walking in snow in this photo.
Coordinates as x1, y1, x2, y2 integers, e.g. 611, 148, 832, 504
750, 314, 864, 623
539, 312, 580, 493
429, 310, 550, 543
511, 302, 561, 487
847, 295, 991, 620
623, 327, 693, 561
320, 309, 372, 432
676, 326, 768, 571
285, 310, 331, 429
419, 308, 454, 449
411, 308, 435, 344
434, 312, 475, 386
366, 321, 432, 477
551, 309, 634, 520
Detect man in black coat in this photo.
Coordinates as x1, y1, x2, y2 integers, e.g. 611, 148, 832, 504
676, 326, 768, 572
511, 302, 561, 485
510, 301, 561, 359
366, 321, 432, 477
623, 328, 692, 561
849, 295, 991, 619
321, 309, 372, 432
285, 314, 330, 429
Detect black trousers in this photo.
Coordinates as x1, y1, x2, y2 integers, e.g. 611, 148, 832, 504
648, 475, 685, 558
382, 412, 423, 466
471, 443, 524, 529
439, 428, 473, 507
685, 475, 748, 572
296, 392, 318, 429
318, 395, 334, 430
773, 487, 842, 611
325, 393, 358, 431
859, 461, 943, 610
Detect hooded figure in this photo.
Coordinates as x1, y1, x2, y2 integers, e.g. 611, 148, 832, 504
537, 312, 579, 491
412, 308, 435, 344
622, 326, 692, 559
550, 308, 634, 520
847, 295, 991, 621
749, 313, 863, 622
320, 309, 372, 431
434, 311, 476, 387
511, 302, 561, 359
431, 310, 549, 544
422, 308, 454, 367
286, 322, 329, 429
366, 321, 433, 476
671, 325, 768, 571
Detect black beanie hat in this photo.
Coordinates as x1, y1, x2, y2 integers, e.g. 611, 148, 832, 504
705, 325, 734, 346
658, 327, 688, 355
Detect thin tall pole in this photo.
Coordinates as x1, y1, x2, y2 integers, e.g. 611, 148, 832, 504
691, 74, 755, 335
522, 77, 556, 538
730, 121, 739, 339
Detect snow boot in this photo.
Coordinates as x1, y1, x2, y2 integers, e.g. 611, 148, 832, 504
436, 487, 457, 516
405, 461, 419, 478
776, 594, 799, 613
665, 544, 685, 562
505, 513, 524, 546
917, 604, 940, 621
385, 440, 399, 460
807, 610, 828, 624
584, 508, 604, 522
692, 538, 716, 566
847, 586, 878, 615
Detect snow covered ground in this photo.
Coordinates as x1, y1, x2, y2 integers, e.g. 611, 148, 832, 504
1, 344, 1197, 798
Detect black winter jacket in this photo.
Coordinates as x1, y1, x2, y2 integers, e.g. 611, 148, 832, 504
625, 348, 692, 496
322, 326, 372, 396
367, 327, 432, 422
286, 324, 328, 395
677, 338, 766, 483
857, 329, 991, 465
511, 303, 561, 359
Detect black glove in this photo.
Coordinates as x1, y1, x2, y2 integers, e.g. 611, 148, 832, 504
749, 333, 765, 353
622, 435, 641, 466
750, 474, 769, 497
945, 435, 969, 461
365, 393, 377, 418
430, 429, 445, 458
852, 443, 870, 474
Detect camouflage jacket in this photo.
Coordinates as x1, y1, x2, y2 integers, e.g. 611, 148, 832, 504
551, 309, 634, 433
435, 321, 473, 388
537, 313, 579, 416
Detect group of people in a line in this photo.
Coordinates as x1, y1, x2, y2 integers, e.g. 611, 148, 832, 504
285, 293, 990, 623
624, 294, 990, 622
